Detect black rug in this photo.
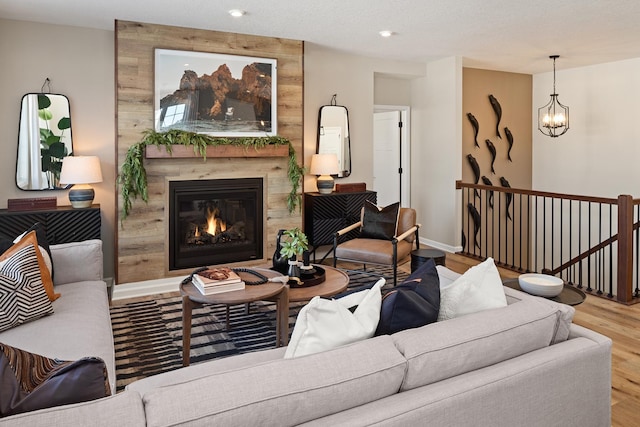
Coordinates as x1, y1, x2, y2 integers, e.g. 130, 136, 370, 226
110, 267, 407, 391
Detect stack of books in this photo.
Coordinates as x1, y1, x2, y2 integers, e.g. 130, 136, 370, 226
192, 267, 245, 295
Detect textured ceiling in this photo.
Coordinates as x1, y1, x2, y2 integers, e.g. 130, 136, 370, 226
2, 0, 640, 74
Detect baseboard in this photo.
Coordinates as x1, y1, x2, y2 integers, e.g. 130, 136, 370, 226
111, 275, 187, 301
419, 237, 461, 254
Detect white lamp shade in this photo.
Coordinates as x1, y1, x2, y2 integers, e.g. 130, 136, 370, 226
309, 153, 339, 175
59, 156, 103, 185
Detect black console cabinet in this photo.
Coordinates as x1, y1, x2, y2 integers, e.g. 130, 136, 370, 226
0, 205, 101, 244
304, 191, 377, 249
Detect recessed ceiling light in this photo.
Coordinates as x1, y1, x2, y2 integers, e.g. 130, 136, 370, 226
228, 9, 246, 18
379, 30, 394, 38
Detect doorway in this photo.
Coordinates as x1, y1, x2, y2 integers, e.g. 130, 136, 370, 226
373, 105, 411, 207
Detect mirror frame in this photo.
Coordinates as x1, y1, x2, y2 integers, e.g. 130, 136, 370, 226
316, 104, 351, 178
16, 93, 73, 190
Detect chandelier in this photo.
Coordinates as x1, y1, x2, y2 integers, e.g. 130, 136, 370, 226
538, 55, 569, 138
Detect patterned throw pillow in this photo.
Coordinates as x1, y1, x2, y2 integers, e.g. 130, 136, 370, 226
0, 231, 59, 302
0, 244, 54, 333
0, 342, 110, 417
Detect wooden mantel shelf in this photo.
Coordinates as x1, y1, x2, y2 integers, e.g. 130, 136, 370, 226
145, 144, 289, 159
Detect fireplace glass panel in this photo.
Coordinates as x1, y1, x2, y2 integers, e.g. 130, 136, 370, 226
169, 178, 263, 270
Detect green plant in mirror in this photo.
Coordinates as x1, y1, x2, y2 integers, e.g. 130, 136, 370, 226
279, 227, 309, 260
38, 94, 71, 188
118, 129, 306, 219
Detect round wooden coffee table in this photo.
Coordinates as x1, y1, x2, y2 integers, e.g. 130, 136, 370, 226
180, 274, 288, 367
287, 265, 350, 302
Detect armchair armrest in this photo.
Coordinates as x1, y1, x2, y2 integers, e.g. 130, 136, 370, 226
395, 223, 421, 242
336, 221, 362, 237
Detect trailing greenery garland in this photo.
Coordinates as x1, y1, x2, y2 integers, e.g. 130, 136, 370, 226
118, 129, 305, 219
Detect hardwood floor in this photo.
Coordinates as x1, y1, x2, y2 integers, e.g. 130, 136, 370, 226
410, 251, 639, 427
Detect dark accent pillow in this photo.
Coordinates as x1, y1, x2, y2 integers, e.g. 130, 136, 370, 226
0, 343, 110, 417
0, 223, 54, 281
375, 259, 440, 335
24, 223, 54, 280
360, 201, 400, 240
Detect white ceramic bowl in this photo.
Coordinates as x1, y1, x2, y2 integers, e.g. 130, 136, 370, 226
518, 273, 564, 297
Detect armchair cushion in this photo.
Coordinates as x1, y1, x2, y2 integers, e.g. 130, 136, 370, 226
335, 239, 414, 265
360, 201, 400, 240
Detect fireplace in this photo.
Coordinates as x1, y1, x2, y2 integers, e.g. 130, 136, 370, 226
169, 178, 263, 270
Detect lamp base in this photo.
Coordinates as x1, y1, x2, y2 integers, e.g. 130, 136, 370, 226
68, 187, 95, 209
316, 175, 335, 194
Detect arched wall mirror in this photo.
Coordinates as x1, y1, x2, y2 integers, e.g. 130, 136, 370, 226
17, 93, 73, 190
317, 101, 351, 178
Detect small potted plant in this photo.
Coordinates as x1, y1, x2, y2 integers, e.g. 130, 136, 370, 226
279, 227, 309, 278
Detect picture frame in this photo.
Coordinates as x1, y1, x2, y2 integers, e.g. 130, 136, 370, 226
154, 49, 277, 137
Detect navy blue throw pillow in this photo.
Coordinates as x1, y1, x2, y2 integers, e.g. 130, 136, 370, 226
375, 259, 440, 335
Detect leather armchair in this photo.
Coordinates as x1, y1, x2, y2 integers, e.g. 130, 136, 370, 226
333, 207, 420, 286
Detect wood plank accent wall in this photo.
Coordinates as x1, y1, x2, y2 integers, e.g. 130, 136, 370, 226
115, 21, 303, 284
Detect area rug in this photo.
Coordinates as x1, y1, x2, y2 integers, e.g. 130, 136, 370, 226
110, 266, 408, 391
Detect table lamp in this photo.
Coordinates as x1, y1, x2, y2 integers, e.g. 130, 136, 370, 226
310, 153, 339, 194
59, 156, 103, 208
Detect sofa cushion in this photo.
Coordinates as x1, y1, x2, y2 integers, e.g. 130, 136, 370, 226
0, 342, 110, 417
392, 297, 572, 391
360, 201, 399, 240
140, 335, 406, 427
285, 279, 383, 358
0, 243, 54, 333
0, 390, 145, 427
50, 240, 103, 286
0, 231, 59, 302
0, 280, 116, 394
438, 257, 507, 321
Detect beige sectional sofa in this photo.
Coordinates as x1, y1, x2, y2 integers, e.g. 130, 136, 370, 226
1, 258, 612, 427
0, 240, 116, 398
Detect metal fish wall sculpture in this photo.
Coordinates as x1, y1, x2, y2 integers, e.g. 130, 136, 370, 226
468, 202, 481, 249
504, 127, 514, 162
485, 139, 497, 174
488, 94, 502, 139
467, 113, 480, 148
481, 176, 494, 209
500, 176, 513, 221
467, 154, 481, 198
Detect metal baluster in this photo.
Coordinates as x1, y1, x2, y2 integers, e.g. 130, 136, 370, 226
578, 201, 583, 289
598, 203, 603, 294
608, 204, 613, 298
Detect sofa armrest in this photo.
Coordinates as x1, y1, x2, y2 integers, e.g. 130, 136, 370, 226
50, 240, 104, 285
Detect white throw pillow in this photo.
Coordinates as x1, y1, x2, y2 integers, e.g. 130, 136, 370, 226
284, 279, 384, 359
438, 258, 507, 321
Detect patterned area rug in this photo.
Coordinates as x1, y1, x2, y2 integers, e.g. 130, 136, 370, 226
110, 267, 408, 391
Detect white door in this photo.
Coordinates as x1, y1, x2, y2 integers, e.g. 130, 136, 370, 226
373, 109, 410, 207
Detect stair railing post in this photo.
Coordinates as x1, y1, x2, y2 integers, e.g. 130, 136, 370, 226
617, 194, 633, 303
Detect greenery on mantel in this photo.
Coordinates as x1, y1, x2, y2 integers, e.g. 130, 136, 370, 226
118, 129, 305, 219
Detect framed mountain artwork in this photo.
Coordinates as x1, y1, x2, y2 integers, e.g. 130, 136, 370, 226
154, 49, 277, 137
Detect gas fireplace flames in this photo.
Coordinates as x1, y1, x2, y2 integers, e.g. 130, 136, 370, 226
197, 207, 226, 236
186, 206, 246, 246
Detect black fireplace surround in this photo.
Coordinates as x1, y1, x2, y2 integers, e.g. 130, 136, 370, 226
169, 178, 263, 270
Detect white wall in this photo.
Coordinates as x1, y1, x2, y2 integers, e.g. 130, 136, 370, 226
0, 19, 115, 277
303, 44, 425, 192
533, 57, 640, 198
411, 56, 463, 251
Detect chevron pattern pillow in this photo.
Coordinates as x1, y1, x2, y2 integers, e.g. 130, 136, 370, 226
0, 244, 53, 333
